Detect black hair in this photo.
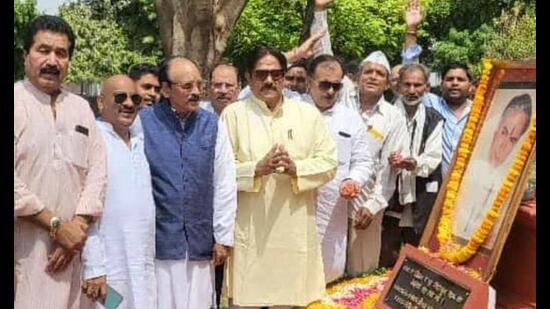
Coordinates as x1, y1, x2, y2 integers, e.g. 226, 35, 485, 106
128, 63, 159, 81
209, 62, 241, 85
441, 63, 473, 81
399, 63, 430, 83
245, 45, 287, 74
288, 59, 308, 72
344, 60, 360, 76
23, 15, 76, 59
502, 93, 533, 135
306, 54, 344, 78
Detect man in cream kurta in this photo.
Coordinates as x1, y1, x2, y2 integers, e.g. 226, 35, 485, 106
222, 46, 337, 307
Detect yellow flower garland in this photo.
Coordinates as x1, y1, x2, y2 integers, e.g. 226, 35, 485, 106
436, 59, 537, 264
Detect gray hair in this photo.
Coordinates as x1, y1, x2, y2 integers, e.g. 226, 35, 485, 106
399, 63, 430, 83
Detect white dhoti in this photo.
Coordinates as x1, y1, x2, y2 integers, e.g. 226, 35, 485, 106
155, 259, 214, 309
346, 212, 383, 275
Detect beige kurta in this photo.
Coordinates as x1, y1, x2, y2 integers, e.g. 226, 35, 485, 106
14, 80, 107, 309
221, 95, 337, 306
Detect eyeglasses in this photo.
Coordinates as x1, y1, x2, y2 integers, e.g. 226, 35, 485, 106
211, 82, 237, 90
170, 80, 203, 91
141, 83, 161, 92
113, 91, 142, 105
285, 75, 306, 83
253, 69, 285, 81
314, 80, 343, 92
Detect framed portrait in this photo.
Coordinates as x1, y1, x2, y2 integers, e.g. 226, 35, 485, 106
420, 60, 536, 281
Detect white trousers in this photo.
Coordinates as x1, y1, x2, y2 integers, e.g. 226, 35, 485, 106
346, 212, 383, 275
155, 259, 213, 309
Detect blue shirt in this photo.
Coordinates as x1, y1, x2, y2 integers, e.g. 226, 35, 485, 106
423, 93, 471, 176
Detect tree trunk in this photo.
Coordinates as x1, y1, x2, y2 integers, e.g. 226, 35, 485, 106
299, 0, 315, 44
155, 0, 249, 77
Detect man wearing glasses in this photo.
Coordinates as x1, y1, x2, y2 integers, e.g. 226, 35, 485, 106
200, 63, 241, 115
307, 54, 376, 283
80, 75, 157, 308
221, 46, 337, 308
139, 56, 237, 309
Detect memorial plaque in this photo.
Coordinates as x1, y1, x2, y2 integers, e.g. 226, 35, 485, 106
376, 245, 490, 309
384, 257, 470, 309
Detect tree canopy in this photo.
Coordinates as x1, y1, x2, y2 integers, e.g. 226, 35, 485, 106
14, 0, 535, 82
14, 0, 37, 81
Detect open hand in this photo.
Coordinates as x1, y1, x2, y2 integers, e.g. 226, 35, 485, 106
315, 0, 334, 11
405, 0, 423, 29
272, 145, 297, 176
46, 245, 75, 274
292, 31, 326, 62
255, 144, 281, 177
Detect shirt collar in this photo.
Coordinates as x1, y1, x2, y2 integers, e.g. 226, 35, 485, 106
250, 94, 285, 116
440, 96, 472, 122
23, 79, 68, 104
359, 95, 387, 117
97, 119, 141, 145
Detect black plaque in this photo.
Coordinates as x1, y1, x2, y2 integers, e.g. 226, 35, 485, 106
384, 257, 471, 309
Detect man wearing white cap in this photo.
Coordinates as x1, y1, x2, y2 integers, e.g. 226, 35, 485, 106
340, 50, 410, 275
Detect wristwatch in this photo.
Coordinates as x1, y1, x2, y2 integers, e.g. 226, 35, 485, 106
49, 216, 62, 238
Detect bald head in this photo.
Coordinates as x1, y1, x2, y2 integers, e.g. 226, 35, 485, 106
159, 56, 203, 115
98, 74, 140, 132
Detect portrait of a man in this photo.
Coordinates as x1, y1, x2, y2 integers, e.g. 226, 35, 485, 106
453, 90, 535, 250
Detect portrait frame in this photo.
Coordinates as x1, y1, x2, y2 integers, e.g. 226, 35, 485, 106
420, 60, 536, 282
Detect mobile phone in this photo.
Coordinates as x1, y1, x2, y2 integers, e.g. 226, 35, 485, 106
99, 284, 123, 309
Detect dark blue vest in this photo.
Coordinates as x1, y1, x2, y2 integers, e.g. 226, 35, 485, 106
140, 99, 217, 261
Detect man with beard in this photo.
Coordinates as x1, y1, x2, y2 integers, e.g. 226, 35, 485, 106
139, 56, 237, 309
129, 63, 161, 107
14, 15, 107, 308
200, 63, 240, 115
379, 64, 443, 267
423, 63, 473, 176
307, 54, 376, 283
80, 75, 156, 308
222, 46, 337, 307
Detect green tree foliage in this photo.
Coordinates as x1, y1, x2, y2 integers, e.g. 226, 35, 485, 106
59, 2, 161, 83
14, 0, 37, 81
485, 4, 535, 60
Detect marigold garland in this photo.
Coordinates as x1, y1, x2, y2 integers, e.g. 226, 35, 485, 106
436, 59, 537, 264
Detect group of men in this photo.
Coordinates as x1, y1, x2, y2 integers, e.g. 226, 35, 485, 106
15, 0, 484, 308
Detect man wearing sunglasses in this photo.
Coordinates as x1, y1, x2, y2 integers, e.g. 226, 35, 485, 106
139, 56, 237, 309
80, 75, 157, 308
221, 46, 337, 308
307, 54, 376, 283
129, 63, 161, 108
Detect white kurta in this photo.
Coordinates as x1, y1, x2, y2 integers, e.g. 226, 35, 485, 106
316, 103, 375, 283
154, 116, 237, 309
81, 120, 156, 309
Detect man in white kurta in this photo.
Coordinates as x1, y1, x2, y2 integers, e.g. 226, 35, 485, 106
80, 75, 156, 309
140, 57, 237, 309
222, 46, 337, 307
306, 55, 376, 283
340, 52, 409, 275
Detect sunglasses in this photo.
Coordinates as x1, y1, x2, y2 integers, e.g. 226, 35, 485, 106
314, 80, 343, 92
285, 75, 306, 83
253, 69, 285, 81
113, 91, 142, 106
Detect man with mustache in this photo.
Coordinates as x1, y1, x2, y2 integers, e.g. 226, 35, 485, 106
14, 15, 107, 308
284, 60, 308, 94
380, 64, 443, 267
307, 54, 376, 283
129, 63, 161, 107
80, 75, 156, 308
424, 63, 473, 176
221, 46, 337, 307
139, 56, 237, 309
341, 50, 409, 276
200, 63, 240, 115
